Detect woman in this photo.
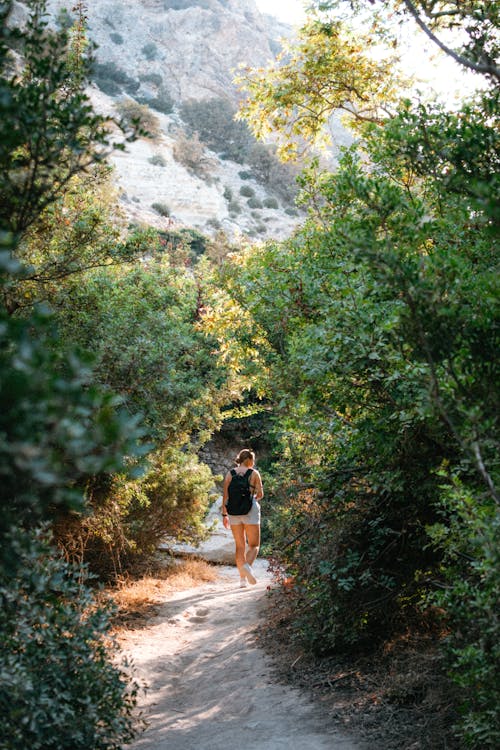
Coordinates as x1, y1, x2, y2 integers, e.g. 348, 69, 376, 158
222, 448, 264, 587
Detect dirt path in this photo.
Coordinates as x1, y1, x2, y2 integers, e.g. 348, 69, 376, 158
120, 558, 362, 750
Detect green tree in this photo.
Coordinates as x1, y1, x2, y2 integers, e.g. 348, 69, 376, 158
0, 529, 141, 750
0, 1, 133, 244
227, 3, 499, 745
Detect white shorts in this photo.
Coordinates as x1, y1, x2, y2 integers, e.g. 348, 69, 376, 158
228, 500, 261, 526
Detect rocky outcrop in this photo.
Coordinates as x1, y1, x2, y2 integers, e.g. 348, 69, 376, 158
48, 0, 281, 101
41, 0, 304, 239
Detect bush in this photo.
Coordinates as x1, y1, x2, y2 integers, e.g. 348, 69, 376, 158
139, 72, 164, 87
110, 32, 123, 44
239, 170, 253, 180
141, 42, 158, 60
57, 447, 215, 572
247, 142, 300, 203
92, 61, 140, 96
115, 99, 162, 139
172, 130, 214, 179
149, 154, 167, 167
263, 197, 279, 209
240, 185, 255, 198
147, 87, 174, 114
0, 529, 140, 750
152, 201, 170, 217
247, 197, 263, 209
180, 97, 254, 163
228, 200, 241, 215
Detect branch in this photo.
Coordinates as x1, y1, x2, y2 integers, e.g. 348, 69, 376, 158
402, 0, 500, 81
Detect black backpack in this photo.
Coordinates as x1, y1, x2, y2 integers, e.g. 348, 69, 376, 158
226, 468, 254, 515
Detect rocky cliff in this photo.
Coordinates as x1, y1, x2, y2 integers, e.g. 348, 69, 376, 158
11, 0, 304, 238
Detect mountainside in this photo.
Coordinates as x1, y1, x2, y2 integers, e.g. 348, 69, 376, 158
40, 1, 313, 238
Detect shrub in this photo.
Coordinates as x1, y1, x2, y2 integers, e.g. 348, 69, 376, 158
207, 217, 222, 231
141, 42, 158, 60
139, 72, 164, 87
238, 170, 253, 180
149, 154, 167, 167
152, 202, 170, 217
0, 528, 140, 750
58, 447, 215, 572
147, 87, 174, 115
180, 97, 254, 162
228, 200, 241, 215
172, 130, 214, 179
110, 32, 123, 44
240, 185, 255, 198
263, 197, 279, 209
115, 99, 162, 139
223, 185, 233, 201
92, 61, 140, 96
247, 197, 263, 209
247, 142, 300, 203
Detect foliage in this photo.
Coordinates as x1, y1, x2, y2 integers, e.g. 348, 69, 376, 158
0, 292, 147, 545
149, 153, 167, 167
180, 97, 254, 163
115, 99, 162, 139
239, 185, 255, 198
92, 61, 140, 96
0, 1, 130, 242
145, 86, 174, 114
247, 197, 263, 209
0, 528, 141, 750
426, 479, 500, 748
313, 1, 500, 84
55, 445, 215, 575
218, 7, 499, 738
152, 201, 170, 217
159, 227, 209, 262
5, 167, 155, 313
172, 129, 215, 178
0, 10, 146, 745
141, 42, 158, 60
246, 142, 300, 203
236, 18, 402, 158
54, 258, 231, 446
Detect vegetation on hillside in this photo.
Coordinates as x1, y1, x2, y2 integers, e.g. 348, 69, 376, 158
0, 0, 498, 748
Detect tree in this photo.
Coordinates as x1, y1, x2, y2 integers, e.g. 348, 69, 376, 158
227, 2, 499, 745
313, 1, 500, 83
0, 1, 134, 244
0, 5, 147, 745
236, 18, 402, 158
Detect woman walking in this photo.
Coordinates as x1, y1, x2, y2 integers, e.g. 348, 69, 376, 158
222, 449, 264, 587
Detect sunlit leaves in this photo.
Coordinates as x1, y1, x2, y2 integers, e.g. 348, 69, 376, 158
236, 19, 403, 159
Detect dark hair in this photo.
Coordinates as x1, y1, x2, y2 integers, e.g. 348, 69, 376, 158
235, 448, 255, 465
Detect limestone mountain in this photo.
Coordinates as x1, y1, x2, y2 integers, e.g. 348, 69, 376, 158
39, 0, 306, 239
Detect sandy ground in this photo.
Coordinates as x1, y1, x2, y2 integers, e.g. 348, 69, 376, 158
119, 557, 362, 750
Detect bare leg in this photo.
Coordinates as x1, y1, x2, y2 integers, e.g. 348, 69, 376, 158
244, 524, 260, 566
230, 524, 247, 575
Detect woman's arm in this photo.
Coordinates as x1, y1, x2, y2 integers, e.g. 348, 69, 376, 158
221, 472, 231, 528
251, 470, 264, 502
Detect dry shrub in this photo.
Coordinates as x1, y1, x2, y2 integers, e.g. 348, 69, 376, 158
172, 129, 215, 179
115, 99, 162, 139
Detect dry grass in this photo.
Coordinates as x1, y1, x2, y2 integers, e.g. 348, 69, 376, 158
108, 557, 219, 630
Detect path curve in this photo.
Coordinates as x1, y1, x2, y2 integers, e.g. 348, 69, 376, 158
120, 558, 362, 750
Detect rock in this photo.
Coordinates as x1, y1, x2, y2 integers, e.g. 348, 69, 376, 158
159, 496, 236, 564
